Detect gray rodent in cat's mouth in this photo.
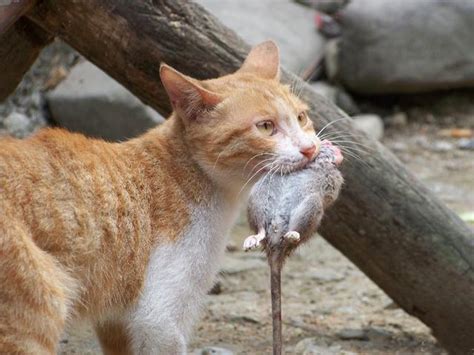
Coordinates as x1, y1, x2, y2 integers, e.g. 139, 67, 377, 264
244, 139, 344, 259
244, 139, 344, 355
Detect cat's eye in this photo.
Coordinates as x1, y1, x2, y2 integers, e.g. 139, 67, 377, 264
256, 121, 276, 136
297, 112, 308, 127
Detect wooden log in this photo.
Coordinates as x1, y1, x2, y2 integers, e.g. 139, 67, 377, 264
0, 16, 51, 101
26, 1, 474, 353
0, 0, 36, 35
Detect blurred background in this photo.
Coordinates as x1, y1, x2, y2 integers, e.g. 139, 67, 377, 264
1, 0, 473, 354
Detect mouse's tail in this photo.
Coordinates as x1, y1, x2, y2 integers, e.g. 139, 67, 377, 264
269, 254, 283, 355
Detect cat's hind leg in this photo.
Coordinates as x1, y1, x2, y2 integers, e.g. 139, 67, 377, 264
0, 222, 76, 354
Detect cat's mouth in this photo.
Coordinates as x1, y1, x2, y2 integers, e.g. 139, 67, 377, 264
261, 158, 310, 175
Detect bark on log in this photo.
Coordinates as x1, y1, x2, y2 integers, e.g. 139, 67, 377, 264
0, 16, 51, 101
0, 0, 36, 35
24, 1, 474, 353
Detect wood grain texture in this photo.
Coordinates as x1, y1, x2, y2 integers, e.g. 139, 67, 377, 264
0, 0, 36, 35
0, 16, 51, 101
25, 1, 474, 353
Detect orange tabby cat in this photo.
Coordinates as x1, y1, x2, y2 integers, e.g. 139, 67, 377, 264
0, 41, 320, 354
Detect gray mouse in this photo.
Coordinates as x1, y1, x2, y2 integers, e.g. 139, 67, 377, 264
243, 140, 344, 355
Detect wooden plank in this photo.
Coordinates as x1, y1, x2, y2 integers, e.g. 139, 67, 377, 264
0, 0, 36, 35
0, 16, 52, 100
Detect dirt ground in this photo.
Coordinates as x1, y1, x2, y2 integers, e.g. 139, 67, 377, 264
58, 98, 473, 354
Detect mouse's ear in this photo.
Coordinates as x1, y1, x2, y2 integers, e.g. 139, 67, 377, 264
238, 41, 280, 81
160, 64, 223, 121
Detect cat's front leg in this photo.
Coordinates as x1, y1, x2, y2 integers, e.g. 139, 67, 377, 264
129, 315, 186, 355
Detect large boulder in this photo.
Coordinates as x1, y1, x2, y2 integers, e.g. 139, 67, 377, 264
332, 0, 474, 94
196, 0, 325, 74
47, 61, 164, 141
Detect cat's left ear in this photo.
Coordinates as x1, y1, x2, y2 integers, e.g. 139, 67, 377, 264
238, 40, 280, 81
160, 64, 223, 121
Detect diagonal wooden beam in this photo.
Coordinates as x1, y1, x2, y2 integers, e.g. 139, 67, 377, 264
25, 1, 474, 353
0, 16, 52, 101
0, 0, 36, 35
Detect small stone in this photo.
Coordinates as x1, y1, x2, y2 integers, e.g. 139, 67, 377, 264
458, 138, 474, 150
387, 112, 408, 127
309, 268, 344, 283
208, 281, 222, 295
228, 314, 260, 324
3, 112, 32, 138
195, 346, 234, 355
429, 141, 455, 152
225, 243, 238, 253
352, 114, 384, 141
295, 338, 336, 355
336, 328, 369, 341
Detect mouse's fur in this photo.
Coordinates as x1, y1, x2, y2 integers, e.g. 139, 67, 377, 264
246, 142, 343, 264
245, 142, 343, 355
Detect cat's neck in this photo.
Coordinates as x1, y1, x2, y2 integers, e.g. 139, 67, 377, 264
125, 116, 243, 207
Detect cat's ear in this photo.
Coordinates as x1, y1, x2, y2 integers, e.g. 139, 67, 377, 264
238, 40, 280, 81
160, 64, 223, 120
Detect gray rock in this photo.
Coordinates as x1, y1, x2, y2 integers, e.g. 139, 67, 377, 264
333, 0, 474, 94
195, 0, 325, 74
194, 346, 234, 355
352, 114, 384, 140
386, 112, 408, 127
2, 112, 33, 138
336, 328, 369, 341
458, 138, 474, 151
47, 61, 164, 141
429, 141, 455, 152
310, 82, 359, 115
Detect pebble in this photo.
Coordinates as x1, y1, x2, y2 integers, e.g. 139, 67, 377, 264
336, 328, 369, 341
458, 138, 474, 150
352, 114, 384, 141
194, 346, 234, 355
309, 268, 344, 283
387, 112, 408, 127
295, 338, 338, 355
3, 111, 32, 138
429, 140, 455, 152
208, 281, 222, 295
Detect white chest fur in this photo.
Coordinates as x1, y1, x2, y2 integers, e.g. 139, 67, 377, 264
129, 194, 239, 353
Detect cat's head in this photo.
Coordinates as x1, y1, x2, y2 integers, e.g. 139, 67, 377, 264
160, 41, 320, 192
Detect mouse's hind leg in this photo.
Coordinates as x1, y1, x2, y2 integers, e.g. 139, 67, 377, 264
284, 194, 323, 244
243, 227, 266, 251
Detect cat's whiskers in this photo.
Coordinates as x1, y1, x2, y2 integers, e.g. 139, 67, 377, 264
243, 152, 276, 173
246, 157, 277, 179
238, 161, 276, 196
316, 118, 350, 138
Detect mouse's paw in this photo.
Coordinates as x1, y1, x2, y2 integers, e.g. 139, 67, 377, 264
243, 235, 264, 251
283, 231, 300, 243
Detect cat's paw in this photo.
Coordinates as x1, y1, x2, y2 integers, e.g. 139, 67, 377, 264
283, 231, 300, 243
243, 235, 263, 251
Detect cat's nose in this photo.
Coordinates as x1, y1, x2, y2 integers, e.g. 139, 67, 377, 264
300, 144, 317, 160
